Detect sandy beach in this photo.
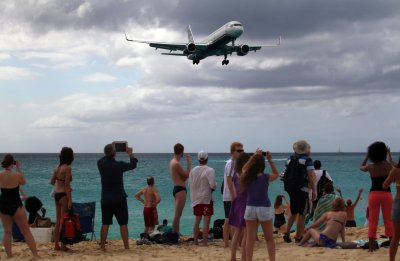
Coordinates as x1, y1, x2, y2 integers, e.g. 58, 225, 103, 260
1, 226, 396, 260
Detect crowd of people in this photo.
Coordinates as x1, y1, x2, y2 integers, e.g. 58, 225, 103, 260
0, 140, 400, 261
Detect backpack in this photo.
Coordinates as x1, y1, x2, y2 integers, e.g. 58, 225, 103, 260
212, 219, 225, 239
155, 230, 179, 244
60, 210, 82, 245
282, 155, 307, 192
317, 170, 333, 200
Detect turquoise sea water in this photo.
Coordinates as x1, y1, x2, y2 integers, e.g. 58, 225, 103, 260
0, 152, 398, 239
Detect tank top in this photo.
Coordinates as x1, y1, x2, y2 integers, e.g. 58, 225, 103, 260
246, 173, 271, 207
370, 176, 391, 192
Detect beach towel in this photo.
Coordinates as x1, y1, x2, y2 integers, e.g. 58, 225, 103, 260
313, 194, 339, 230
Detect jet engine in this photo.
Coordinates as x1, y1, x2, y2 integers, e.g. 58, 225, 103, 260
186, 43, 196, 53
236, 44, 249, 56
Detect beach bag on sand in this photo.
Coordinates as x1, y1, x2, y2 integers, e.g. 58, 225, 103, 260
212, 219, 224, 239
155, 231, 179, 244
283, 155, 307, 192
60, 209, 82, 245
34, 217, 52, 228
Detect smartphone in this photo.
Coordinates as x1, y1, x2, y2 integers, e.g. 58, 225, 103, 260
262, 151, 267, 156
113, 141, 128, 152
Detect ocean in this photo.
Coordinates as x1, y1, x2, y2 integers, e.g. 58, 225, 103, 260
0, 152, 398, 239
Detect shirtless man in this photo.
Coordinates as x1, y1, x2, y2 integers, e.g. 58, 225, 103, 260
336, 188, 363, 227
135, 176, 161, 233
169, 143, 191, 234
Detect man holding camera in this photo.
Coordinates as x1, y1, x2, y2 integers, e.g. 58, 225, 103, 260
97, 143, 138, 251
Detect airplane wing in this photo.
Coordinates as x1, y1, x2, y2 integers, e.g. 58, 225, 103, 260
223, 36, 282, 54
125, 33, 208, 51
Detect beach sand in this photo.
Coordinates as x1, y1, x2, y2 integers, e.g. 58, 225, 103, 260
1, 226, 396, 260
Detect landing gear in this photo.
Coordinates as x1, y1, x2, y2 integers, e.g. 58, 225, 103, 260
222, 60, 229, 65
192, 59, 200, 65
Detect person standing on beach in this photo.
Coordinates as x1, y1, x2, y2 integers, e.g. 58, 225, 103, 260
241, 151, 280, 261
169, 143, 191, 235
189, 151, 216, 246
336, 187, 364, 227
360, 141, 393, 252
135, 176, 161, 234
283, 140, 316, 243
98, 143, 138, 251
229, 152, 251, 261
222, 141, 244, 247
50, 147, 74, 252
383, 156, 400, 261
0, 154, 39, 258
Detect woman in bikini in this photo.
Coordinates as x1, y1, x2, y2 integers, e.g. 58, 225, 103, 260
0, 154, 39, 258
50, 147, 74, 251
299, 197, 347, 248
383, 155, 400, 261
273, 195, 290, 233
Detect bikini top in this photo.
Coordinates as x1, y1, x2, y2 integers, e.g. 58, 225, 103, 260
0, 186, 21, 202
370, 176, 391, 192
332, 218, 345, 227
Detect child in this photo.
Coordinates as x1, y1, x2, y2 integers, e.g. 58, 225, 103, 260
135, 176, 161, 233
241, 151, 280, 261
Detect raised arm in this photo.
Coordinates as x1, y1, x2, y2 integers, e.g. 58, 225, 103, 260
360, 153, 369, 172
15, 160, 26, 186
134, 189, 145, 204
266, 151, 280, 182
387, 146, 396, 167
353, 188, 364, 207
336, 187, 343, 198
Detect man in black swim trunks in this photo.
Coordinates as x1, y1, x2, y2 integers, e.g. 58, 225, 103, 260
97, 143, 138, 251
169, 143, 191, 235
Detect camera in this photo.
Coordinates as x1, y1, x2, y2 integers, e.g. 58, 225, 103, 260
112, 141, 128, 152
13, 160, 16, 165
262, 151, 267, 156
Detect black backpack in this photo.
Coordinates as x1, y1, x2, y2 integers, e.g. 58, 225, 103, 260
317, 170, 333, 200
283, 155, 307, 192
212, 219, 225, 239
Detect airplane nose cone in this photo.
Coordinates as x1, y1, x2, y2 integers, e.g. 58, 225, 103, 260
228, 27, 243, 38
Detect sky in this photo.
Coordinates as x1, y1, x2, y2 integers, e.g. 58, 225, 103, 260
0, 0, 400, 153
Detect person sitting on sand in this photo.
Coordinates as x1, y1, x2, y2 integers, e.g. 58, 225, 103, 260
336, 187, 364, 227
299, 197, 347, 248
273, 195, 290, 233
135, 176, 161, 234
313, 183, 339, 230
157, 219, 172, 232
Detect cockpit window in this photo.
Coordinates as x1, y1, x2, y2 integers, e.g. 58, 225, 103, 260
234, 23, 242, 26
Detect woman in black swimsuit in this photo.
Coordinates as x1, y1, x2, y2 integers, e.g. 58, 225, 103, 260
50, 147, 74, 251
0, 154, 39, 258
273, 195, 289, 233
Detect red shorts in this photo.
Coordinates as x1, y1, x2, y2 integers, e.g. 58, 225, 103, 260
193, 201, 214, 217
143, 207, 158, 227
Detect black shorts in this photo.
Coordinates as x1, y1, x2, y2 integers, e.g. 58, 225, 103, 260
223, 201, 232, 219
101, 198, 128, 226
288, 190, 308, 216
345, 220, 356, 227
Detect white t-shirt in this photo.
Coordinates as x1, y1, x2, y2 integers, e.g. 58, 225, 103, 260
314, 169, 333, 192
222, 159, 236, 202
189, 165, 216, 207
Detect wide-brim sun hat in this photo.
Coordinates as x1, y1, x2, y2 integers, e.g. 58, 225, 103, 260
293, 140, 311, 155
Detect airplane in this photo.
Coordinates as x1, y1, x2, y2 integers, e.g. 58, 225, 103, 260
125, 21, 281, 66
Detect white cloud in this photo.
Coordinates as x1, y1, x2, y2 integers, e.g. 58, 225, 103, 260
82, 73, 117, 82
0, 53, 10, 60
0, 66, 41, 80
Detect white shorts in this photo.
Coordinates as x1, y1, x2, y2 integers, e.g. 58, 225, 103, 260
244, 206, 272, 222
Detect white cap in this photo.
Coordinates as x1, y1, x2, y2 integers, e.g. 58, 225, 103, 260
197, 150, 208, 161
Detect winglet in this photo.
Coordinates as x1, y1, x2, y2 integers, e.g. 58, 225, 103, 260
125, 32, 132, 42
187, 25, 194, 43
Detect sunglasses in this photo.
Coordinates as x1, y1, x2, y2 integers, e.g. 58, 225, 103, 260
236, 149, 244, 153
